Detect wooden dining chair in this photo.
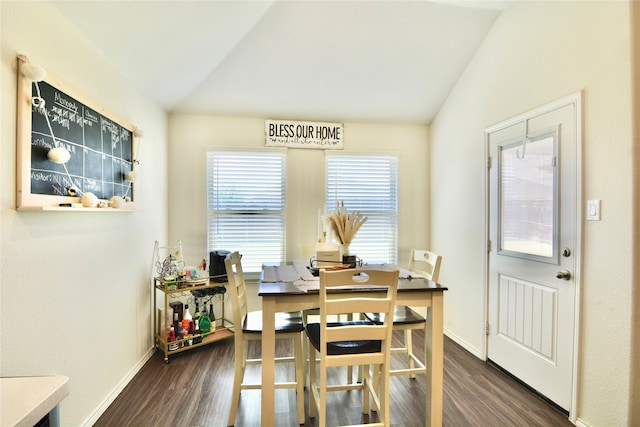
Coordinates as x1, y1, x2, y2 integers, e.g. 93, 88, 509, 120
225, 251, 306, 426
306, 268, 399, 427
407, 249, 442, 280
365, 249, 442, 378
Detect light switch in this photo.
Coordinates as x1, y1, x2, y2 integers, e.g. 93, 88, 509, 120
587, 200, 601, 221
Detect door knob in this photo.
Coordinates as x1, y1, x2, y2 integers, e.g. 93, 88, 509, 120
556, 270, 571, 280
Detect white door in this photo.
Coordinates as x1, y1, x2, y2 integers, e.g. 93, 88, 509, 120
486, 95, 581, 412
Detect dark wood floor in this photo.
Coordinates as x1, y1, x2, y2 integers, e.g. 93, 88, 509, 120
95, 331, 573, 426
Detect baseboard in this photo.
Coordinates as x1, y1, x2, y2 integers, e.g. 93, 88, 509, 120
444, 329, 485, 360
574, 417, 589, 427
81, 347, 155, 427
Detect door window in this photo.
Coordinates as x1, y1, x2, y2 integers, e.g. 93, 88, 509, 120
499, 133, 557, 261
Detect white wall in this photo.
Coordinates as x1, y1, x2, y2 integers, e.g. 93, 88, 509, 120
631, 4, 640, 425
167, 114, 431, 271
0, 2, 168, 425
430, 1, 636, 425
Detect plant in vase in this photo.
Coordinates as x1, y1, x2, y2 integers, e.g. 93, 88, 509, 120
326, 201, 368, 255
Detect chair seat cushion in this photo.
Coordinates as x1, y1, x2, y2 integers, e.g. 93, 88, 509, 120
243, 311, 305, 333
306, 321, 381, 355
364, 305, 426, 325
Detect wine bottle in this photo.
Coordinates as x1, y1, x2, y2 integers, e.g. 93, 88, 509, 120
173, 312, 181, 336
199, 308, 211, 336
193, 300, 201, 322
194, 319, 202, 344
172, 312, 181, 349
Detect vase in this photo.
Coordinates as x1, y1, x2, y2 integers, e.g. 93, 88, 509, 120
340, 243, 351, 256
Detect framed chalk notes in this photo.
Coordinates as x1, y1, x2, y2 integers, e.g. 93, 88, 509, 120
16, 56, 139, 211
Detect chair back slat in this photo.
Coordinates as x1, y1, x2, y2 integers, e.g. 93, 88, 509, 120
324, 297, 390, 316
408, 249, 442, 281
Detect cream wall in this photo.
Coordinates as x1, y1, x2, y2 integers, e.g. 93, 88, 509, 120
631, 3, 640, 424
1, 2, 168, 426
430, 1, 637, 426
167, 114, 431, 273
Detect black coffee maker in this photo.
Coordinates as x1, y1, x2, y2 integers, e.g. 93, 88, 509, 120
209, 249, 230, 282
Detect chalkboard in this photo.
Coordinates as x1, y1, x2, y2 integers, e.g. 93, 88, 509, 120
16, 56, 138, 210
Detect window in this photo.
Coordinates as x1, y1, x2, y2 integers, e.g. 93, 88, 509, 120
499, 134, 556, 260
326, 154, 398, 264
206, 150, 286, 273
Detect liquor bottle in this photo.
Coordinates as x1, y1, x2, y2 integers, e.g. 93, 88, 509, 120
182, 305, 193, 339
168, 323, 179, 351
187, 321, 194, 346
193, 300, 201, 323
199, 308, 211, 336
193, 320, 202, 344
173, 312, 181, 336
209, 303, 217, 333
173, 312, 182, 349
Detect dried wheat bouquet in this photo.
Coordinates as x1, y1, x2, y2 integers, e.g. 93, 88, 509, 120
326, 201, 368, 244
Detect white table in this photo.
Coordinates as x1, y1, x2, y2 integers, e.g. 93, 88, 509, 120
0, 375, 69, 427
259, 266, 447, 426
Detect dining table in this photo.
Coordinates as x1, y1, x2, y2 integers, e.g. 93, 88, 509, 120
259, 263, 448, 427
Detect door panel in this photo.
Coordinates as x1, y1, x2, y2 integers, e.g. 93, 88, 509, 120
498, 274, 556, 360
487, 99, 579, 412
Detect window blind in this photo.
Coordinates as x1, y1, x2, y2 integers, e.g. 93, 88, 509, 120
326, 154, 398, 264
206, 150, 286, 273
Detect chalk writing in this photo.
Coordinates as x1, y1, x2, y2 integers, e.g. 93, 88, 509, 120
28, 81, 134, 200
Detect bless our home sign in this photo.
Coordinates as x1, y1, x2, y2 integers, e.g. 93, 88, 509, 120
265, 119, 344, 150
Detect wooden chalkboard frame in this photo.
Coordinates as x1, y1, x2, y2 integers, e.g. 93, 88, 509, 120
16, 55, 139, 211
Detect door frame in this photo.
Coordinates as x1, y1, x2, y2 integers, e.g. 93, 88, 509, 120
483, 92, 583, 423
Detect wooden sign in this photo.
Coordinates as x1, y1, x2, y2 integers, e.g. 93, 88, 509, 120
265, 119, 343, 150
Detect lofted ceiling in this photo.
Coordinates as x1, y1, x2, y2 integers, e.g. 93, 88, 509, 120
50, 0, 507, 125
